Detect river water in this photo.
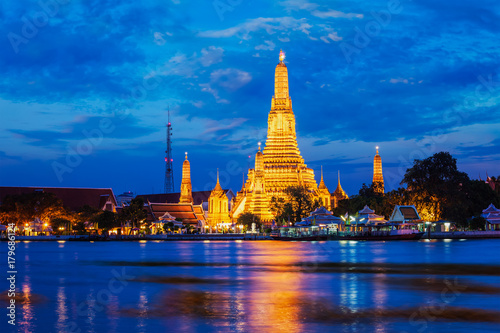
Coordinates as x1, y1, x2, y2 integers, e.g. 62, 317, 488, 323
1, 239, 500, 333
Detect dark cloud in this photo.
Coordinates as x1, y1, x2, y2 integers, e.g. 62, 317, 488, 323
9, 114, 154, 147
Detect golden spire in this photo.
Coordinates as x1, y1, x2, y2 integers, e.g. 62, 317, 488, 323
334, 170, 347, 197
373, 146, 384, 193
179, 151, 193, 203
319, 165, 328, 190
213, 168, 223, 192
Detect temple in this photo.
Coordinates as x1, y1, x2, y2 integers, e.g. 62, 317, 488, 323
207, 169, 231, 228
179, 152, 193, 203
372, 146, 384, 194
332, 170, 348, 208
230, 50, 342, 222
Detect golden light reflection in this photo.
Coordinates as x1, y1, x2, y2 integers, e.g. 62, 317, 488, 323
18, 279, 34, 332
56, 280, 68, 333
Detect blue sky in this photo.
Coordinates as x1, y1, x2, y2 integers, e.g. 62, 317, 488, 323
1, 0, 499, 197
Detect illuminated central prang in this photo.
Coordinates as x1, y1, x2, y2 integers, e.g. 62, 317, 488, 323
230, 50, 330, 222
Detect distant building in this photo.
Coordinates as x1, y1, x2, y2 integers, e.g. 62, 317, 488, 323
147, 202, 206, 228
389, 205, 421, 223
179, 152, 193, 204
331, 171, 348, 208
485, 176, 500, 194
372, 146, 384, 194
0, 186, 117, 212
482, 203, 500, 231
317, 167, 332, 210
208, 170, 231, 228
116, 191, 134, 207
357, 205, 386, 224
297, 206, 342, 227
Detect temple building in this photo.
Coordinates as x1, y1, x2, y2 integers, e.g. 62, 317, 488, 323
331, 171, 348, 208
372, 146, 384, 194
207, 170, 231, 228
179, 152, 193, 204
317, 166, 331, 209
230, 51, 330, 222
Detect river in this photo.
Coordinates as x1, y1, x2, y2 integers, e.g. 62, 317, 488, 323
1, 239, 500, 332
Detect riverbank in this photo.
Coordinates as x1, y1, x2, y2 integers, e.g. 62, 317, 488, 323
2, 230, 500, 241
0, 234, 273, 241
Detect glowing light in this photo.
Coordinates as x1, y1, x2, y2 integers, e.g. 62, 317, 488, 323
376, 146, 379, 150
279, 49, 285, 62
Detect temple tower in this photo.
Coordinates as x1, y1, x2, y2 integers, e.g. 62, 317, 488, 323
245, 143, 274, 221
332, 170, 348, 208
262, 50, 317, 194
230, 51, 323, 222
317, 166, 331, 209
179, 152, 193, 204
373, 146, 384, 194
208, 169, 229, 228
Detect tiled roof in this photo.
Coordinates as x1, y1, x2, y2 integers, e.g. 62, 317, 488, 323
0, 186, 116, 211
138, 190, 218, 205
148, 203, 205, 226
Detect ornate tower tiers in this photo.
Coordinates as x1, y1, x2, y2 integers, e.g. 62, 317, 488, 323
230, 51, 323, 222
262, 50, 318, 194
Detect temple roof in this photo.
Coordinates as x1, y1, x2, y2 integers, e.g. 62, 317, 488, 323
211, 169, 223, 193
311, 206, 333, 216
147, 202, 205, 225
318, 166, 328, 190
333, 171, 348, 198
0, 186, 117, 211
483, 203, 500, 213
359, 205, 375, 214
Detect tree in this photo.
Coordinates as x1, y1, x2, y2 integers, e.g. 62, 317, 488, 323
333, 184, 398, 220
237, 212, 261, 229
51, 217, 72, 234
96, 210, 119, 232
118, 197, 147, 229
270, 186, 321, 223
401, 152, 469, 222
0, 192, 71, 227
469, 216, 486, 231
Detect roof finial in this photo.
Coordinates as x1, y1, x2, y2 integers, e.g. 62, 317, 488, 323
321, 165, 324, 181
376, 146, 379, 154
185, 151, 188, 160
338, 170, 341, 185
279, 49, 285, 63
258, 142, 261, 152
216, 168, 219, 183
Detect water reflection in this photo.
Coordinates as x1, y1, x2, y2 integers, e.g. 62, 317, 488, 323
9, 240, 500, 332
18, 277, 35, 332
56, 278, 67, 333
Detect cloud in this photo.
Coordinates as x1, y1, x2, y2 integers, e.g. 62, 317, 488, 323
200, 46, 224, 67
199, 83, 230, 104
280, 0, 319, 11
8, 114, 155, 148
255, 40, 276, 51
389, 78, 409, 84
312, 9, 364, 19
210, 68, 252, 91
320, 32, 342, 43
197, 17, 313, 39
